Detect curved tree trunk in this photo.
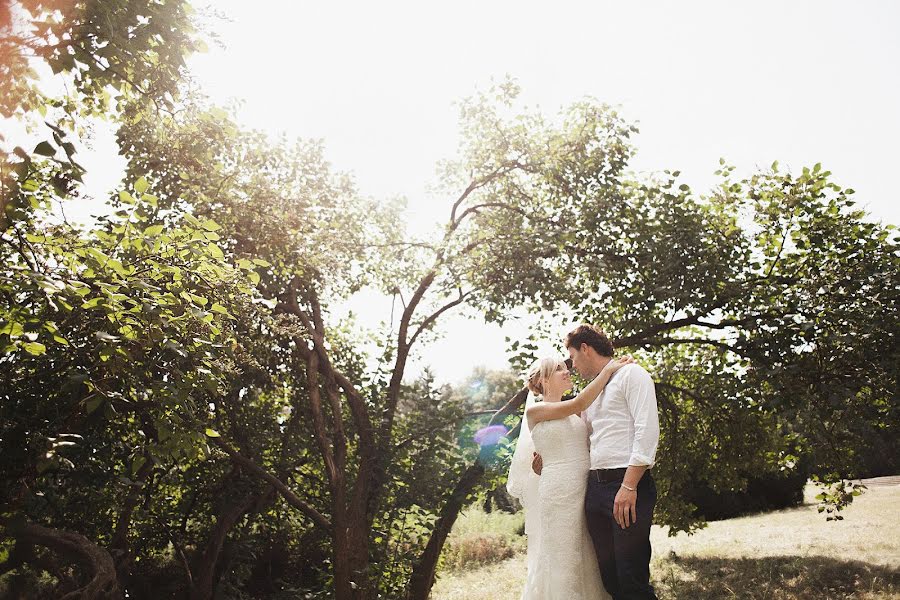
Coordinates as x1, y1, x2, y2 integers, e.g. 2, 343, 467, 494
407, 463, 486, 600
406, 387, 529, 600
6, 520, 121, 600
188, 492, 258, 600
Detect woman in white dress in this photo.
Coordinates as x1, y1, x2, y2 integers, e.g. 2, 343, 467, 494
507, 355, 633, 600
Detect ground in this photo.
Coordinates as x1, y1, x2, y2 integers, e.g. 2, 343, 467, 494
431, 480, 900, 600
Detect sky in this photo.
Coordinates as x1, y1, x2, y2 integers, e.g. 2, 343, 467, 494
11, 0, 899, 384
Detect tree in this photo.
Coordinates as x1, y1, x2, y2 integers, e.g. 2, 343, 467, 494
107, 77, 655, 598
3, 6, 896, 594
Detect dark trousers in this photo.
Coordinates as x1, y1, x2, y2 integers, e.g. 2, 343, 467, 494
584, 470, 658, 600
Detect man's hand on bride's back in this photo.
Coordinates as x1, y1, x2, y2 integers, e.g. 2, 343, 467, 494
532, 452, 543, 475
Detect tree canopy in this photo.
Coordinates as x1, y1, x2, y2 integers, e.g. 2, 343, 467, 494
1, 2, 897, 599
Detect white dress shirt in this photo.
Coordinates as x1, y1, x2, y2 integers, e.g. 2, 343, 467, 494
583, 363, 660, 469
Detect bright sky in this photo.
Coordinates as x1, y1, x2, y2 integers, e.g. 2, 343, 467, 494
17, 0, 900, 384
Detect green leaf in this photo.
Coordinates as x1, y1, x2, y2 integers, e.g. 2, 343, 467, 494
132, 456, 147, 476
135, 176, 149, 194
205, 428, 221, 438
210, 303, 230, 315
34, 141, 55, 156
81, 297, 103, 309
144, 224, 164, 236
23, 341, 47, 355
0, 322, 24, 338
251, 258, 271, 267
189, 293, 208, 306
86, 396, 104, 414
206, 243, 224, 260
118, 190, 136, 205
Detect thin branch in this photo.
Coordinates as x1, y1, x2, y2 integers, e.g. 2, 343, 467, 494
407, 289, 471, 348
618, 336, 751, 358
209, 438, 331, 530
657, 381, 717, 407
453, 202, 530, 226
448, 161, 523, 227
304, 350, 339, 490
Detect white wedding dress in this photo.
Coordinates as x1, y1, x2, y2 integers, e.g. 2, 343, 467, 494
517, 414, 609, 600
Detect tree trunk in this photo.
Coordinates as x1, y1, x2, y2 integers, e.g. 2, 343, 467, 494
189, 492, 257, 600
110, 456, 155, 584
406, 463, 486, 600
331, 501, 374, 600
406, 387, 529, 600
5, 520, 121, 599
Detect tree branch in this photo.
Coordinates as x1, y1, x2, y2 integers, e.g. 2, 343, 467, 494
407, 289, 471, 348
210, 438, 331, 530
617, 336, 751, 358
3, 520, 120, 600
453, 202, 530, 226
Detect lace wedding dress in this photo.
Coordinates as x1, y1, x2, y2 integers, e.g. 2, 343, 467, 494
517, 414, 608, 600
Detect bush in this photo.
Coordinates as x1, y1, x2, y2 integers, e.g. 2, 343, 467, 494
687, 466, 808, 521
440, 533, 524, 572
439, 504, 526, 572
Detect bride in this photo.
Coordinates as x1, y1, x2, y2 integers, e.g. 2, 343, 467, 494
507, 355, 633, 600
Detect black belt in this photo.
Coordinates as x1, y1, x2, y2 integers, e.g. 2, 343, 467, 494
590, 468, 628, 483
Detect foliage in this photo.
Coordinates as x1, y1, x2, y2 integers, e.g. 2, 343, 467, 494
452, 89, 899, 525
1, 4, 897, 596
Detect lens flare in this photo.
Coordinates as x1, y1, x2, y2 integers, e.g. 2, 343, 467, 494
473, 424, 508, 446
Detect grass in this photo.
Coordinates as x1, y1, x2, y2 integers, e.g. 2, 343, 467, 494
438, 504, 526, 572
431, 484, 900, 600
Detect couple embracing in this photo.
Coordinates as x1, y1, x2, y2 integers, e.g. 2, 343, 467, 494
507, 324, 660, 600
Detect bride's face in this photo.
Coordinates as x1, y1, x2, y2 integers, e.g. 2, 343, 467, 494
544, 362, 572, 397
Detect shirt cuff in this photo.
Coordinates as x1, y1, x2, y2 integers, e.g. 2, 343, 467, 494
628, 453, 654, 467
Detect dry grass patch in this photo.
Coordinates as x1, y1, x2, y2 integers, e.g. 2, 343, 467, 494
440, 533, 524, 572
437, 506, 526, 573
651, 484, 900, 568
432, 554, 527, 600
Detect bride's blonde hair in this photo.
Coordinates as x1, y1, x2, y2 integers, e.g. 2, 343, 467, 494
526, 357, 565, 396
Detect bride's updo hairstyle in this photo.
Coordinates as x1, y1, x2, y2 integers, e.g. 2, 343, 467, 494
526, 357, 564, 396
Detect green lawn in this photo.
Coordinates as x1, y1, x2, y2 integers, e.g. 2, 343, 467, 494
431, 484, 900, 600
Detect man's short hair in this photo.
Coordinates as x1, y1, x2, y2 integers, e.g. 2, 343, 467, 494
565, 324, 615, 357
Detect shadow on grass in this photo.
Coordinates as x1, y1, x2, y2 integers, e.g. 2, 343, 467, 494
654, 554, 899, 600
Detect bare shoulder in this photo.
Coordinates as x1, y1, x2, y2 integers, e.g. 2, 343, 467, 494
525, 402, 544, 420
525, 404, 545, 431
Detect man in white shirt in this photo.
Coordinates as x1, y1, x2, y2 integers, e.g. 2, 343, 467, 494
533, 324, 660, 599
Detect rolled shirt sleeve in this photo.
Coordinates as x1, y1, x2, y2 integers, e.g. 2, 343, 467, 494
624, 366, 660, 467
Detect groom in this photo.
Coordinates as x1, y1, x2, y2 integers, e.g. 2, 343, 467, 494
534, 324, 660, 600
